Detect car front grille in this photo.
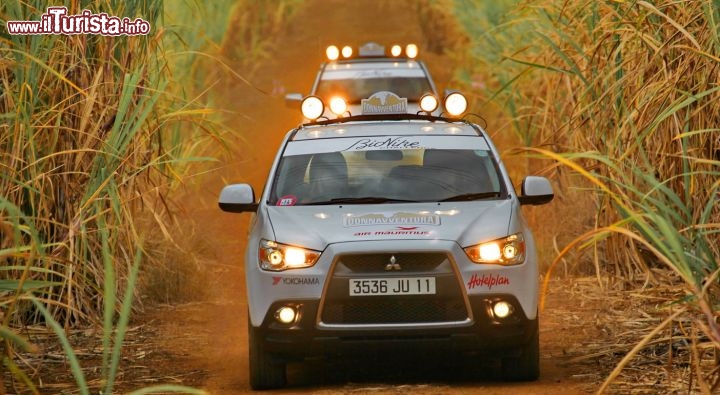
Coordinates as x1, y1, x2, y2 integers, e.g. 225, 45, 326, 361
320, 252, 469, 325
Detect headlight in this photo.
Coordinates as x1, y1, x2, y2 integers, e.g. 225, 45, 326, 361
390, 45, 402, 57
259, 240, 321, 271
341, 45, 353, 58
464, 233, 525, 265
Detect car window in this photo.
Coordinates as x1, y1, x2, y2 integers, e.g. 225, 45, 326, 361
270, 147, 504, 205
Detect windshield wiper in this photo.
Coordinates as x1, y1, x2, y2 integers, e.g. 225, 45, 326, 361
305, 197, 420, 205
439, 192, 501, 202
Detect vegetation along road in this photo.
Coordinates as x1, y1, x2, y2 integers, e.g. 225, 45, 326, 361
2, 0, 718, 394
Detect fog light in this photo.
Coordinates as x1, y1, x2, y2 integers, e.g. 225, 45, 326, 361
493, 301, 513, 319
276, 306, 297, 324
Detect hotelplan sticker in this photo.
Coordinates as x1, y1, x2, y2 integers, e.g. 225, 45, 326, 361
343, 212, 441, 227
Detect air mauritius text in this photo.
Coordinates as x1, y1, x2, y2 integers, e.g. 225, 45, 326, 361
6, 7, 150, 36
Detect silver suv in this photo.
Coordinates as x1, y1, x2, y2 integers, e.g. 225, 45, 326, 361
219, 92, 554, 389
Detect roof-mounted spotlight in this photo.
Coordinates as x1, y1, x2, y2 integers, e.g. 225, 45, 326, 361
405, 43, 418, 59
326, 45, 339, 61
329, 96, 348, 117
341, 45, 353, 58
301, 96, 324, 121
390, 45, 402, 57
419, 93, 439, 114
444, 92, 468, 117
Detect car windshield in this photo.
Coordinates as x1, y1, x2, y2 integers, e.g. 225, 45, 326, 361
269, 147, 505, 206
315, 77, 432, 103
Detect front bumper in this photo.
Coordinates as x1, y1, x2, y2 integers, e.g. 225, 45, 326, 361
255, 294, 537, 361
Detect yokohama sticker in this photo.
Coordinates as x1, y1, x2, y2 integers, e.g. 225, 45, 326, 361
272, 277, 320, 286
466, 273, 510, 290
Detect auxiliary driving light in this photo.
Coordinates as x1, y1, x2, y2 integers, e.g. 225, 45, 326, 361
419, 93, 439, 113
390, 45, 402, 57
301, 96, 324, 120
329, 96, 348, 116
444, 92, 468, 117
341, 45, 353, 58
326, 45, 340, 61
405, 43, 418, 59
276, 306, 298, 324
492, 301, 513, 319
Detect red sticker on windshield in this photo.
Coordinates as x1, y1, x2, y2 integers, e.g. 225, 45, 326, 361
277, 195, 297, 206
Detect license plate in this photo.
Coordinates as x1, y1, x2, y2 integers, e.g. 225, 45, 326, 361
349, 277, 436, 296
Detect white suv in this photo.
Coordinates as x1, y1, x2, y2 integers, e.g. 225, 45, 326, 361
219, 92, 554, 389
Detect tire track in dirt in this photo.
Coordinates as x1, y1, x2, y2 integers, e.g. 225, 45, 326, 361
155, 1, 596, 393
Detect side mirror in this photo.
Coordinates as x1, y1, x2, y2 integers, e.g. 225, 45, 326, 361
285, 93, 303, 109
518, 176, 554, 206
218, 184, 258, 213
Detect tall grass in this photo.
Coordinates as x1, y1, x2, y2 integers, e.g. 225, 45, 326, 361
0, 0, 230, 392
1, 0, 179, 328
449, 0, 720, 390
221, 1, 303, 78
2, 0, 303, 391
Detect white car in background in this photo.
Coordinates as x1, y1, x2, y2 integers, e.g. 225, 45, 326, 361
220, 91, 554, 389
286, 42, 443, 118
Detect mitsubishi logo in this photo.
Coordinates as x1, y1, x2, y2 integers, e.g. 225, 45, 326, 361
385, 255, 402, 271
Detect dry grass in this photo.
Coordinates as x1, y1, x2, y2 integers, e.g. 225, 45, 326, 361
556, 274, 720, 393
447, 0, 720, 392
0, 0, 298, 392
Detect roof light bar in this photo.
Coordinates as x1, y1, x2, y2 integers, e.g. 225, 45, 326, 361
325, 42, 420, 60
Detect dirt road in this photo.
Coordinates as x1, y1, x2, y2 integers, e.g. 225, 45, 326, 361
153, 1, 599, 393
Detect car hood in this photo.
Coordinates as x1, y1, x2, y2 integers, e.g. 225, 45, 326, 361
265, 200, 513, 250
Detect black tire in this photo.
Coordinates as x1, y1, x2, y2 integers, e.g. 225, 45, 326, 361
501, 320, 540, 382
248, 323, 287, 390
